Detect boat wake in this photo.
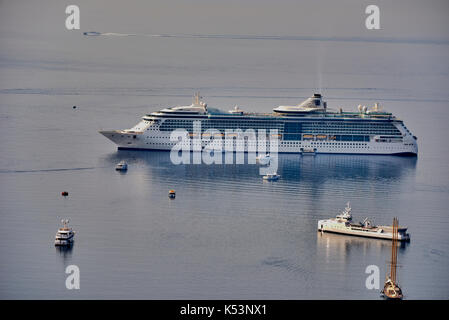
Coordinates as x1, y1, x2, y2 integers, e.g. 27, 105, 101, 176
262, 256, 313, 277
0, 167, 97, 174
82, 31, 449, 45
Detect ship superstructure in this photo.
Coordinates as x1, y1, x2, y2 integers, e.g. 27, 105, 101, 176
99, 93, 418, 155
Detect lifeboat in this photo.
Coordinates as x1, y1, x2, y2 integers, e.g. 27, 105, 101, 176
303, 134, 314, 140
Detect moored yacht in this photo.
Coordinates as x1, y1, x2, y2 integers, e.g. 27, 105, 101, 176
54, 219, 75, 246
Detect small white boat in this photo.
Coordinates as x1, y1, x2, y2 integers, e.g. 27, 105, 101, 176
54, 219, 75, 246
256, 153, 271, 165
263, 173, 280, 181
115, 160, 128, 171
83, 31, 102, 36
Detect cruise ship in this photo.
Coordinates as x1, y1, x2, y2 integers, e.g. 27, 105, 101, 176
99, 93, 418, 155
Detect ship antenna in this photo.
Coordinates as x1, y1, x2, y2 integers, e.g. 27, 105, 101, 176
194, 92, 201, 105
61, 219, 69, 229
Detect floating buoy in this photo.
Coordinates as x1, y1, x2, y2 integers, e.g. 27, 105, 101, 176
168, 190, 176, 199
73, 106, 77, 109
61, 191, 69, 196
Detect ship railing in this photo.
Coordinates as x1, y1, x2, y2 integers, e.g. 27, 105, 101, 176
56, 233, 73, 238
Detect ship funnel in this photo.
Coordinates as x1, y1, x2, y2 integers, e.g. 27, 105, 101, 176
312, 93, 322, 107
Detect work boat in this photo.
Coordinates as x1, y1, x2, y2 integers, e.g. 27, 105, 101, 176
99, 93, 418, 155
54, 219, 75, 246
317, 202, 410, 241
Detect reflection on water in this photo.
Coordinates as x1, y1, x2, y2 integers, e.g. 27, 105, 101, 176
3, 147, 428, 299
105, 150, 417, 183
317, 231, 408, 264
55, 245, 75, 282
55, 245, 74, 264
96, 150, 419, 298
102, 150, 417, 205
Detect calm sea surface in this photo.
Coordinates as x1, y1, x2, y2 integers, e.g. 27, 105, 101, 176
1, 5, 449, 299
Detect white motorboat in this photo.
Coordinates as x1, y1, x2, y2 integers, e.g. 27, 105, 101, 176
263, 173, 280, 181
115, 160, 128, 171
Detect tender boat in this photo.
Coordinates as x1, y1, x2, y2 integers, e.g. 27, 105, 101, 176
115, 160, 128, 171
263, 173, 280, 181
54, 219, 75, 246
317, 202, 410, 241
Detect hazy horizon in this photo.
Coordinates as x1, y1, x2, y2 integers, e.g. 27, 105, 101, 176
1, 1, 449, 40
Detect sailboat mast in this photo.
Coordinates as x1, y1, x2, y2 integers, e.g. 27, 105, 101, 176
382, 217, 403, 299
390, 217, 398, 283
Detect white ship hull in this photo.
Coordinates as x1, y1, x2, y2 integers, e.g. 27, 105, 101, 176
317, 224, 410, 241
99, 130, 418, 155
317, 218, 410, 241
